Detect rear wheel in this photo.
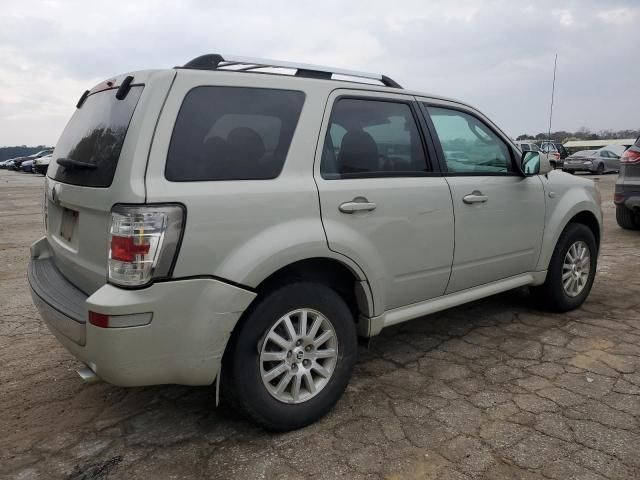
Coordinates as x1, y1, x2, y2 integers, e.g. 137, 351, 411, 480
595, 163, 604, 175
223, 282, 357, 431
532, 223, 597, 312
616, 205, 640, 230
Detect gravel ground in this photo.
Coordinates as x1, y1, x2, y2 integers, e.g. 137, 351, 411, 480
1, 170, 639, 480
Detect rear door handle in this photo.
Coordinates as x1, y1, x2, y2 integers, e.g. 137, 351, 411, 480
463, 191, 488, 204
339, 198, 377, 213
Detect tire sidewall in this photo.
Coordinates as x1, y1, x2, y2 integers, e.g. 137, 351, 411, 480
228, 282, 357, 430
549, 223, 597, 310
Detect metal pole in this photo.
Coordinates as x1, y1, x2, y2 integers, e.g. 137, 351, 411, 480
548, 53, 558, 140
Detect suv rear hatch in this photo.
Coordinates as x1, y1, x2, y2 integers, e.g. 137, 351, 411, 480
44, 70, 176, 294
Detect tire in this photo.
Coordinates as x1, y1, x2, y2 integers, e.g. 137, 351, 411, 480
616, 205, 640, 230
223, 281, 357, 431
532, 223, 597, 312
595, 163, 604, 175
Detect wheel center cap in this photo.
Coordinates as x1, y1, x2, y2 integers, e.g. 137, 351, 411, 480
294, 349, 304, 361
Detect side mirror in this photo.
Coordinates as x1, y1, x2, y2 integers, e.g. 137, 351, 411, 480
521, 151, 553, 176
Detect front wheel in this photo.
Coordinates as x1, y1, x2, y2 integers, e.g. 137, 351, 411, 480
532, 223, 597, 312
223, 282, 357, 431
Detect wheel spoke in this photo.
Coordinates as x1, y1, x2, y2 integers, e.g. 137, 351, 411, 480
268, 331, 291, 350
307, 315, 323, 340
298, 310, 308, 337
263, 363, 288, 382
283, 315, 297, 341
261, 351, 287, 362
304, 371, 316, 395
313, 329, 334, 348
312, 362, 331, 378
562, 271, 573, 281
314, 348, 337, 359
291, 374, 302, 402
275, 371, 293, 394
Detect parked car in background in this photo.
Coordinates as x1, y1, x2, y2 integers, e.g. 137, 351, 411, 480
563, 146, 623, 175
540, 142, 569, 168
614, 136, 640, 229
20, 160, 35, 173
515, 141, 540, 152
0, 158, 19, 169
515, 141, 553, 168
11, 149, 54, 171
540, 142, 569, 169
29, 54, 602, 431
33, 155, 52, 175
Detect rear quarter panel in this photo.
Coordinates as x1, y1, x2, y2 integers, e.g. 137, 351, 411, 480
144, 71, 370, 290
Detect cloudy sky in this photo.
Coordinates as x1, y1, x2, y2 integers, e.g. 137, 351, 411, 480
1, 0, 638, 146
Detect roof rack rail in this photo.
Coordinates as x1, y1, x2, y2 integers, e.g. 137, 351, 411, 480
179, 54, 403, 89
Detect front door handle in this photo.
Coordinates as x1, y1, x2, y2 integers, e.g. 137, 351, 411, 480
463, 191, 488, 204
339, 198, 377, 213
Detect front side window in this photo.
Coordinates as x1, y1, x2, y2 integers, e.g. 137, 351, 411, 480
427, 106, 512, 174
321, 98, 429, 179
166, 87, 305, 181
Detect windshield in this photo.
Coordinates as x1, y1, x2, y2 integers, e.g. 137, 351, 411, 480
53, 86, 143, 187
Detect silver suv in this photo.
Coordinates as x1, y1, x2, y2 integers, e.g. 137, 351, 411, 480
29, 54, 603, 431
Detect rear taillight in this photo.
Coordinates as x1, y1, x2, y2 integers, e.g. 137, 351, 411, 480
621, 150, 640, 164
108, 204, 185, 287
552, 153, 560, 159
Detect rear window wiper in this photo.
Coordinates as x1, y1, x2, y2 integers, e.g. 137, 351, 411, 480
56, 158, 97, 170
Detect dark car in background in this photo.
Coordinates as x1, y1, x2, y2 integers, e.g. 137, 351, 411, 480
540, 142, 569, 169
614, 136, 640, 229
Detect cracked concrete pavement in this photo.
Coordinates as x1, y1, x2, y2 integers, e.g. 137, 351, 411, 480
1, 170, 639, 479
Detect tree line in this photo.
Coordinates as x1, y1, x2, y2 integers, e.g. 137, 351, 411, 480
0, 146, 53, 162
516, 128, 639, 143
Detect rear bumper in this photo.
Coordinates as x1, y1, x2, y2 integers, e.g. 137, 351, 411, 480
28, 236, 256, 386
614, 187, 640, 210
563, 164, 595, 173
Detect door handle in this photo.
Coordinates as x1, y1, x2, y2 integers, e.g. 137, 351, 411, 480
463, 191, 488, 204
339, 198, 377, 213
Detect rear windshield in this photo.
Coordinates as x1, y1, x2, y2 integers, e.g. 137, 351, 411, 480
165, 86, 305, 181
53, 86, 144, 187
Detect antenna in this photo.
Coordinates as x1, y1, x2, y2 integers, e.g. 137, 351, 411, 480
548, 53, 558, 140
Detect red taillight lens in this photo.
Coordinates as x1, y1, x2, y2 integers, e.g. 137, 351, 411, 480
621, 150, 640, 164
89, 311, 110, 328
552, 153, 560, 159
110, 236, 151, 262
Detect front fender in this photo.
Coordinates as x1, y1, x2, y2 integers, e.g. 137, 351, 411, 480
536, 174, 602, 273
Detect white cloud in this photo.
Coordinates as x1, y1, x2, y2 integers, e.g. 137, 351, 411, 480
553, 9, 575, 26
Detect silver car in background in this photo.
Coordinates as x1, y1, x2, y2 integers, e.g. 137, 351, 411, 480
563, 146, 624, 174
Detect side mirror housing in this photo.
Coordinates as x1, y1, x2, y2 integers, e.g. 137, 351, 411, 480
521, 151, 553, 176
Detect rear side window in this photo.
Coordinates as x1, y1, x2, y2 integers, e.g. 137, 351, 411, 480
166, 87, 305, 181
53, 86, 144, 188
321, 98, 429, 179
